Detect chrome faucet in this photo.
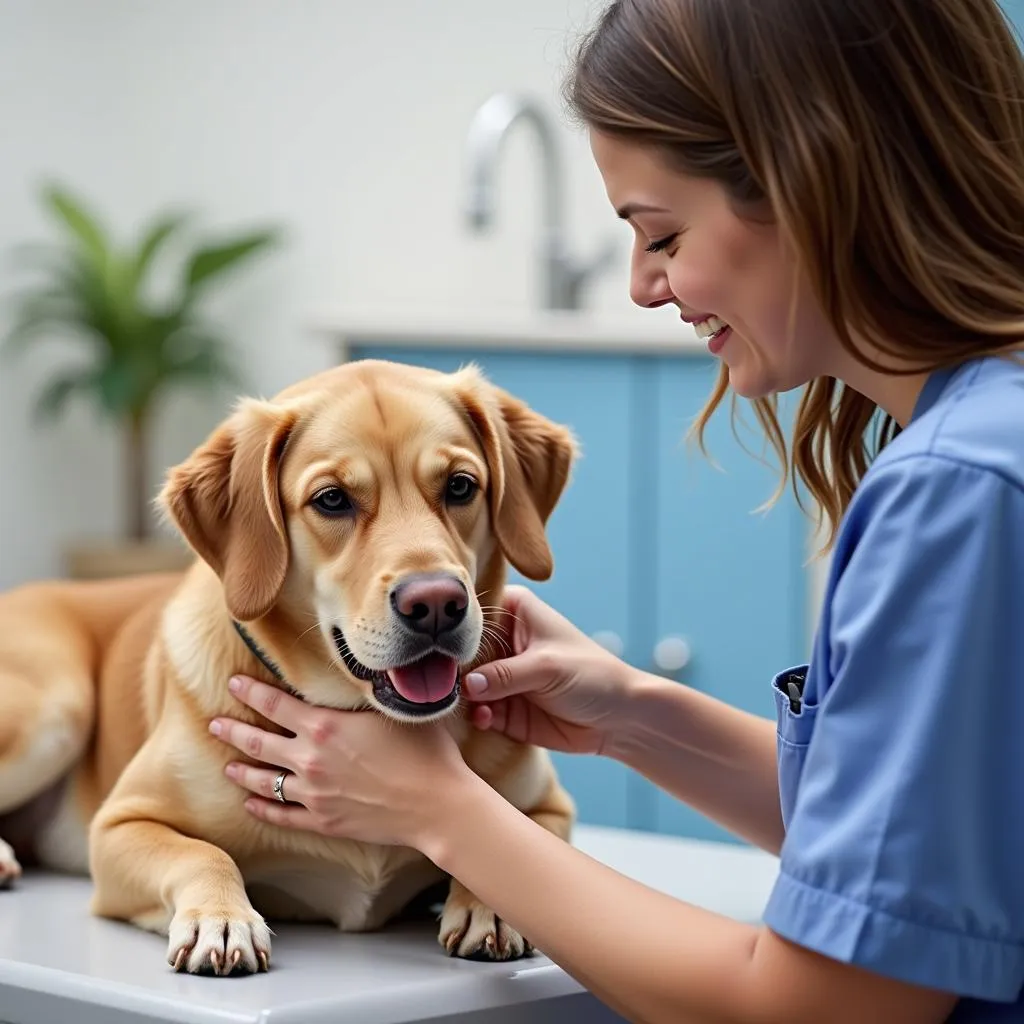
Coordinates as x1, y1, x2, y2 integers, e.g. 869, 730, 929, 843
463, 92, 617, 311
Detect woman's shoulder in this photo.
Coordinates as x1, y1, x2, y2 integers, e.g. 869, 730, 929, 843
876, 354, 1024, 488
833, 355, 1024, 565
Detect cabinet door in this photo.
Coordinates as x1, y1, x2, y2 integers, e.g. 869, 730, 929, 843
641, 356, 810, 843
346, 346, 641, 829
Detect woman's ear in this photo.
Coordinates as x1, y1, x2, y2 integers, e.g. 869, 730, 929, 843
158, 398, 298, 622
453, 366, 579, 580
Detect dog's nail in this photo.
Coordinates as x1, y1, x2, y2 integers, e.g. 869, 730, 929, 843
465, 673, 487, 695
208, 720, 223, 736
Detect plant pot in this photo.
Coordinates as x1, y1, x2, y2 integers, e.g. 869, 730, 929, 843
63, 538, 194, 581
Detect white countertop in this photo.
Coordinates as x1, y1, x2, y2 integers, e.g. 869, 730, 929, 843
0, 825, 779, 1024
308, 307, 709, 356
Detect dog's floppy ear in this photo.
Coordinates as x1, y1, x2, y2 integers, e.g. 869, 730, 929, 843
453, 366, 578, 580
159, 398, 298, 622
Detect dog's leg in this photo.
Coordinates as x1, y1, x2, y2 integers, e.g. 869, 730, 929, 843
0, 587, 96, 887
89, 799, 272, 976
438, 774, 575, 961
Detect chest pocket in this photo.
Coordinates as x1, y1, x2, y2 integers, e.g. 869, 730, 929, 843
771, 664, 819, 830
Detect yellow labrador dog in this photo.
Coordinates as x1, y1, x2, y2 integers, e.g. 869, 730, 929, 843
0, 358, 577, 974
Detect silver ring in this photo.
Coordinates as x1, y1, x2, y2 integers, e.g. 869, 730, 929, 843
272, 770, 289, 803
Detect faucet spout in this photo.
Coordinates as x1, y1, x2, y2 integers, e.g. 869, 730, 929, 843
464, 92, 564, 245
463, 91, 615, 311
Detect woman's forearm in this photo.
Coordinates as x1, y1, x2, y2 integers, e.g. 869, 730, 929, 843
422, 769, 764, 1024
606, 671, 784, 854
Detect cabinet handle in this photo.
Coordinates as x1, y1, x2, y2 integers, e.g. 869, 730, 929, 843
652, 635, 692, 676
590, 630, 624, 659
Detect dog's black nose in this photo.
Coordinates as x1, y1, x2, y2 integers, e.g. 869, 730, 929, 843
391, 574, 468, 637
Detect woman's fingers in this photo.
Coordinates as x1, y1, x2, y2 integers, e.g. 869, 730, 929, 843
464, 651, 546, 702
226, 675, 309, 732
224, 761, 306, 805
469, 704, 494, 730
209, 716, 296, 770
467, 698, 530, 743
241, 795, 318, 831
209, 675, 322, 767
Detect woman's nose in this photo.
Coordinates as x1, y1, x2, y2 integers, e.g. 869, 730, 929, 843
629, 248, 675, 309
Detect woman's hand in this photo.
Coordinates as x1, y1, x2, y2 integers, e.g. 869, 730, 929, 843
465, 585, 636, 755
209, 675, 470, 849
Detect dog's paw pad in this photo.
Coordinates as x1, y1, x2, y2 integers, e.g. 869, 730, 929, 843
0, 840, 22, 890
438, 902, 532, 961
167, 908, 272, 975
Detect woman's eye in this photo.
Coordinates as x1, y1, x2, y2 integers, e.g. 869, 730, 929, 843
645, 233, 678, 254
445, 473, 478, 505
310, 487, 354, 517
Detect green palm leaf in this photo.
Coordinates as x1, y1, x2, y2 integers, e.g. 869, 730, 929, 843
185, 229, 282, 291
41, 184, 110, 269
0, 180, 283, 540
130, 211, 190, 298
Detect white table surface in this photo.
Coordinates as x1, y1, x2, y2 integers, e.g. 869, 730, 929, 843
0, 824, 779, 1024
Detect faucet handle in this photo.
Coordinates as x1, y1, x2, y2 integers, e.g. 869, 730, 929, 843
579, 235, 619, 280
546, 236, 619, 309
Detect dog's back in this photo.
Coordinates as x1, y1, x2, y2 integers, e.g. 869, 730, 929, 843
0, 571, 182, 876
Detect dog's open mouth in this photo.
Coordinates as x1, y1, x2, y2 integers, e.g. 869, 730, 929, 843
331, 627, 461, 717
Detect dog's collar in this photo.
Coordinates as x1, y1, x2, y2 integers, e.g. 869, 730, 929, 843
231, 620, 304, 698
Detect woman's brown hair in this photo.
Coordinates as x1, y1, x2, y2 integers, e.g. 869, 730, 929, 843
565, 0, 1024, 550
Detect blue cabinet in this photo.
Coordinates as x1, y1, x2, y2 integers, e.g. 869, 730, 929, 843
346, 344, 810, 843
644, 357, 807, 841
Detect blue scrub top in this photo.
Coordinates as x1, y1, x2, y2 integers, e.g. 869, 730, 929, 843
763, 355, 1024, 1021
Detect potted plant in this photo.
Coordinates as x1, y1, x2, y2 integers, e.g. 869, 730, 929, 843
1, 182, 283, 579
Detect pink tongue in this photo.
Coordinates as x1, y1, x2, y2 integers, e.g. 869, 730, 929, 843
386, 653, 459, 704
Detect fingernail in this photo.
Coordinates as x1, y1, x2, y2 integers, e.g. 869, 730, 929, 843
228, 676, 242, 693
224, 762, 238, 779
209, 720, 222, 736
465, 672, 487, 696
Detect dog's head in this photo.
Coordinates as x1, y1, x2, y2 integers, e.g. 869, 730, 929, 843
159, 359, 577, 723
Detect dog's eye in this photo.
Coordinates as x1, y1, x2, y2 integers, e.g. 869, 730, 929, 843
310, 487, 354, 517
445, 473, 478, 505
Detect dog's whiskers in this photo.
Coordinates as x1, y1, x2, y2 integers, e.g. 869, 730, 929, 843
479, 630, 512, 655
478, 605, 524, 628
291, 622, 323, 647
476, 629, 512, 662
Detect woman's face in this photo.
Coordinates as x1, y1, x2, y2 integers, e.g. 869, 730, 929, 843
589, 129, 840, 399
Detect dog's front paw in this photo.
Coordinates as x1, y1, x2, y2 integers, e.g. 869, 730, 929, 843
0, 839, 21, 890
167, 906, 272, 975
438, 897, 533, 962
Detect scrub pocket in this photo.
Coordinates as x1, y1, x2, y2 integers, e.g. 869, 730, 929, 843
771, 664, 817, 830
